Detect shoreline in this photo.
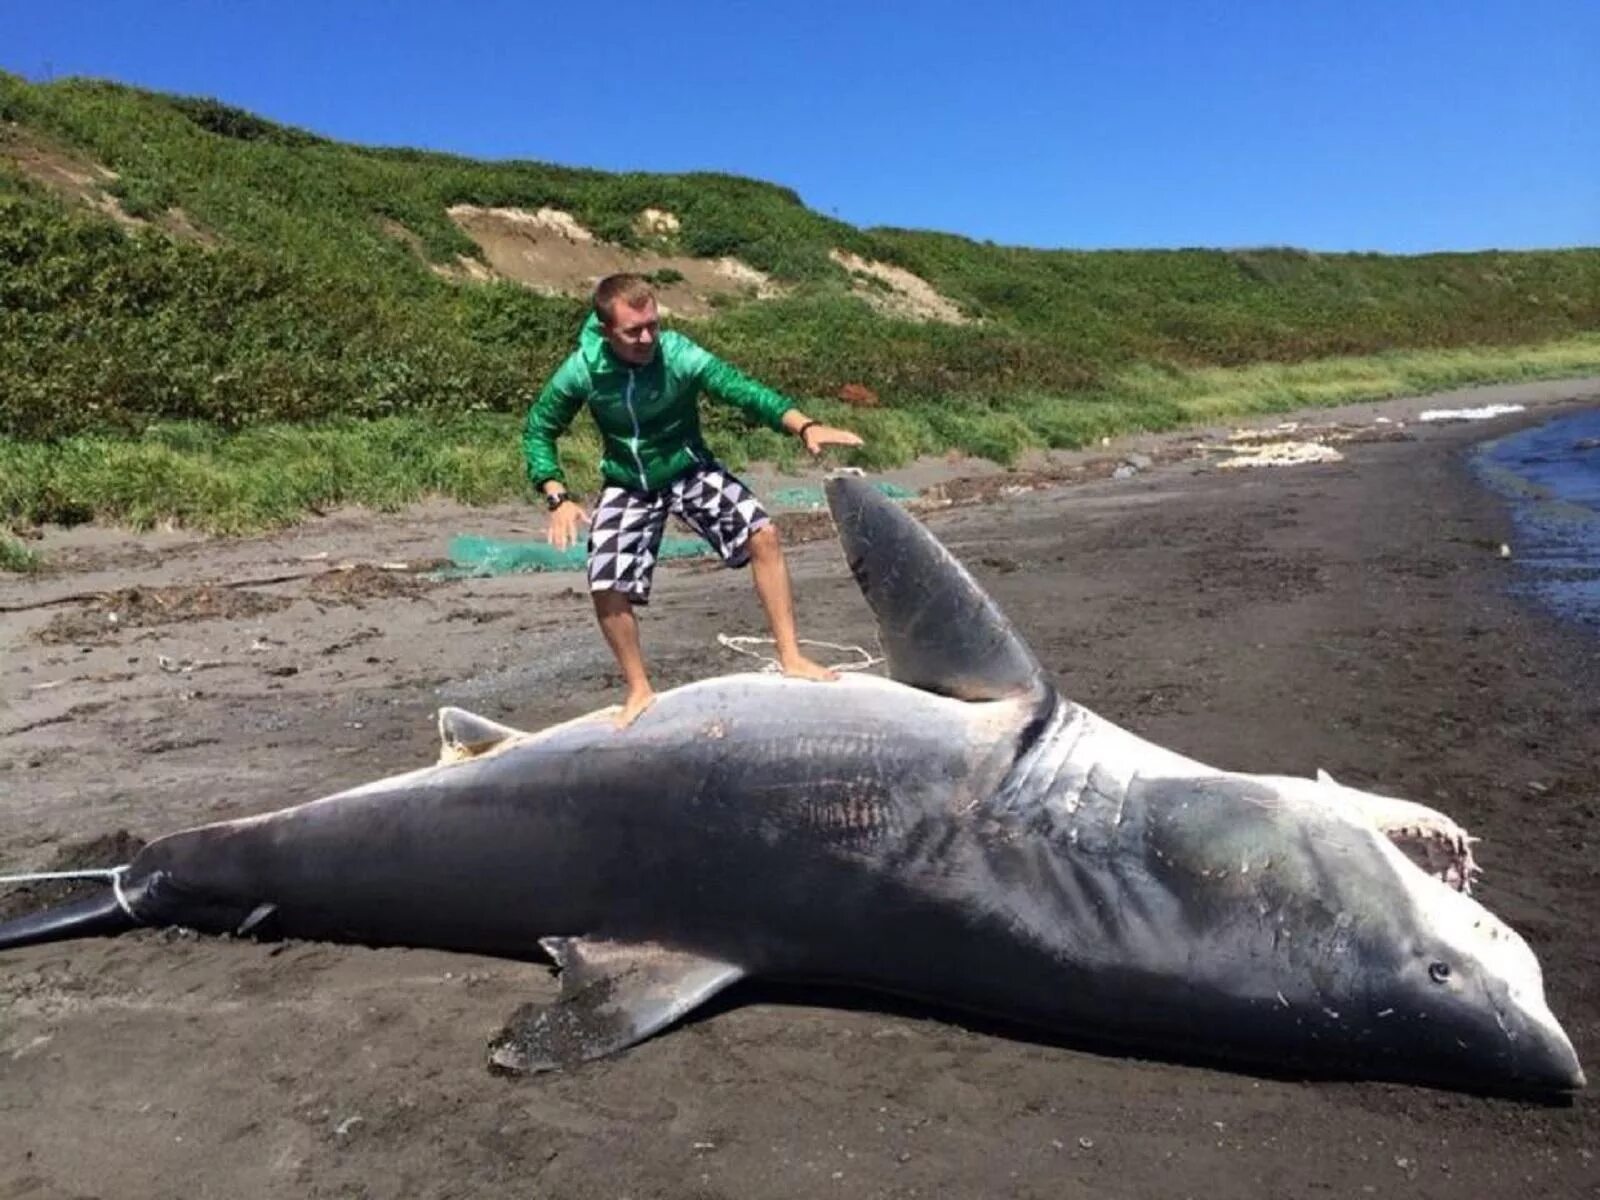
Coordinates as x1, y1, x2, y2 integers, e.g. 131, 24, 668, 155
8, 374, 1600, 590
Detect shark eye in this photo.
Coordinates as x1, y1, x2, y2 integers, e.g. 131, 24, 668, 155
1428, 961, 1452, 984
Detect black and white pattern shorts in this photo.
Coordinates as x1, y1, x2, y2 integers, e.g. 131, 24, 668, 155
587, 463, 771, 603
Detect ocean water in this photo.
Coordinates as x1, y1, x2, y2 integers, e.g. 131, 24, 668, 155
1473, 408, 1600, 628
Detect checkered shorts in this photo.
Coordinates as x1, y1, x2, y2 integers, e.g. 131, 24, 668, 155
587, 463, 771, 603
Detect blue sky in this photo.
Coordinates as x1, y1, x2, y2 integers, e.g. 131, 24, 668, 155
4, 0, 1596, 253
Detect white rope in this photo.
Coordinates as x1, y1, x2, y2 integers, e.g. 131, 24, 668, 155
111, 867, 135, 918
717, 634, 883, 674
0, 867, 123, 885
0, 865, 136, 918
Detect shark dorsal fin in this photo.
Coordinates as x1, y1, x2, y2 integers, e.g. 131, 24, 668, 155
437, 707, 527, 763
825, 477, 1049, 703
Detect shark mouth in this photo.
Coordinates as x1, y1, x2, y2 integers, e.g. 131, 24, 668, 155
1381, 819, 1481, 894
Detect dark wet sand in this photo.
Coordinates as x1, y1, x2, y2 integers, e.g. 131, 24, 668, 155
2, 383, 1598, 1199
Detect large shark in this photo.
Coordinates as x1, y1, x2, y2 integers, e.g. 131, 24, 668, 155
0, 479, 1583, 1092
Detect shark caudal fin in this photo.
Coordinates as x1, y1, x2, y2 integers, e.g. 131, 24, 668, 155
825, 476, 1050, 704
0, 889, 136, 951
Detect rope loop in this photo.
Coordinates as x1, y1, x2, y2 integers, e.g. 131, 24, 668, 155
717, 634, 883, 674
0, 865, 136, 918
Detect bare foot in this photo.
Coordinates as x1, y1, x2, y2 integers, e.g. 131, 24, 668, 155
779, 654, 840, 683
613, 688, 657, 729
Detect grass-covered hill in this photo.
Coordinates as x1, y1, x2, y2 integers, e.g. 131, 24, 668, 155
1, 70, 1597, 544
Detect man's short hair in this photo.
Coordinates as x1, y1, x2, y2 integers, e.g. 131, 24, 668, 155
593, 274, 656, 323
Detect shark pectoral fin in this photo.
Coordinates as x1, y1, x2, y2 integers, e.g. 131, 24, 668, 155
486, 937, 745, 1075
235, 902, 276, 937
436, 707, 528, 763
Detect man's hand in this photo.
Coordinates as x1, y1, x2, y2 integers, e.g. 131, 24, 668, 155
801, 424, 865, 456
547, 498, 590, 550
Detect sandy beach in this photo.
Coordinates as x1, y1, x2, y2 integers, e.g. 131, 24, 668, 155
2, 378, 1598, 1200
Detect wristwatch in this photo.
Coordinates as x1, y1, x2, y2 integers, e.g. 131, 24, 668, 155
544, 489, 570, 512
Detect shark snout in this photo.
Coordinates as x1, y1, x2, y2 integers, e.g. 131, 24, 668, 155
1519, 1028, 1586, 1092
1496, 991, 1586, 1092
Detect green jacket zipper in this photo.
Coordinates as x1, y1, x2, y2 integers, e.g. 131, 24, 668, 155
623, 369, 648, 488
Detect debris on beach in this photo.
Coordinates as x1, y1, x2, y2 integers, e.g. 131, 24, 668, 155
1418, 404, 1526, 422
1217, 442, 1345, 470
1203, 418, 1414, 470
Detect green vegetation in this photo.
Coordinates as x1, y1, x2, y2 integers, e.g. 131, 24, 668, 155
1, 71, 1597, 538
5, 337, 1595, 536
0, 533, 41, 573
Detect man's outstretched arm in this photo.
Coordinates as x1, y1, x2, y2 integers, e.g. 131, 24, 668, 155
690, 341, 863, 455
777, 408, 865, 457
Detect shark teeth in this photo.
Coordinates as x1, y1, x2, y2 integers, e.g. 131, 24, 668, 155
1381, 820, 1482, 895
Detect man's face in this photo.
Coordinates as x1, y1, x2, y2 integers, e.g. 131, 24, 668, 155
602, 298, 660, 366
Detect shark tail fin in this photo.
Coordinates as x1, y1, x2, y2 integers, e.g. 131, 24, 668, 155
0, 889, 137, 951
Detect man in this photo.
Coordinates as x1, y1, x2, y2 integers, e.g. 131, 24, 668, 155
523, 273, 864, 728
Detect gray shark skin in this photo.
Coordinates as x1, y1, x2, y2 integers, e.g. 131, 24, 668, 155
0, 479, 1583, 1094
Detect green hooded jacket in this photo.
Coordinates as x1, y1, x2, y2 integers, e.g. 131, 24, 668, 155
523, 314, 794, 493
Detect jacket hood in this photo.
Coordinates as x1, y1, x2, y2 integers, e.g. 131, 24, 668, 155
578, 312, 609, 370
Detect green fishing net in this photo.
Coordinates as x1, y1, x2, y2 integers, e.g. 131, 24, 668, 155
441, 481, 918, 577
